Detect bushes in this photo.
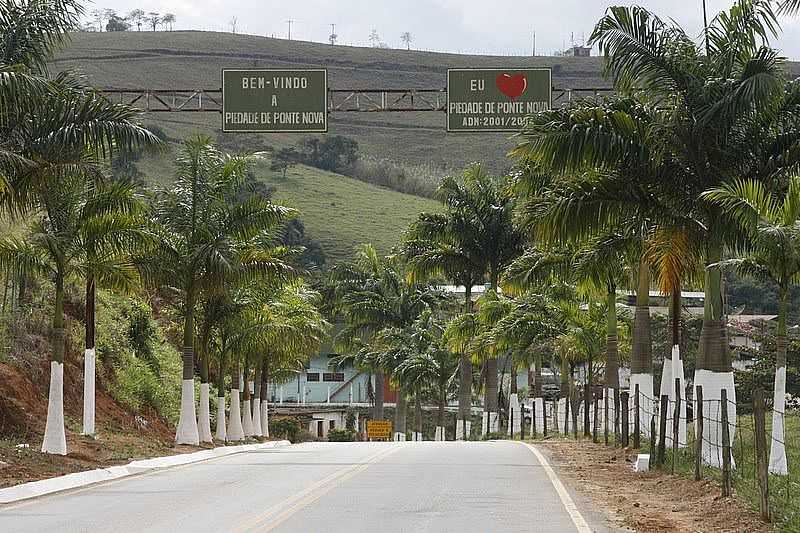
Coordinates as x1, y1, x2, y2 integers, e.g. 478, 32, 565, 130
328, 428, 356, 442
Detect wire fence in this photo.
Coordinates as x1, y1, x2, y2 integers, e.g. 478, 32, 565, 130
516, 383, 800, 529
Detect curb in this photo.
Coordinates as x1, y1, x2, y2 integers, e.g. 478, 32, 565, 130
0, 440, 291, 504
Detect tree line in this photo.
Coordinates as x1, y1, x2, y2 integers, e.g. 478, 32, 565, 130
86, 8, 175, 32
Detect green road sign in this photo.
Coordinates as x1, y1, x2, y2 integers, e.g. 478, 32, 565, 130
222, 69, 327, 133
446, 68, 551, 132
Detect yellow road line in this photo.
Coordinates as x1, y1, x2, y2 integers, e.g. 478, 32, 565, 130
233, 444, 402, 533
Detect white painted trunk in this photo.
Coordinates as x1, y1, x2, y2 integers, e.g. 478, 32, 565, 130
507, 393, 521, 435
556, 397, 569, 434
197, 383, 213, 443
412, 431, 423, 441
215, 395, 227, 441
455, 419, 472, 440
434, 426, 446, 441
694, 370, 736, 468
227, 390, 245, 441
175, 379, 199, 445
42, 361, 67, 455
252, 398, 263, 437
241, 399, 254, 437
81, 348, 95, 436
481, 411, 499, 435
279, 386, 284, 403
665, 346, 687, 448
769, 366, 788, 475
393, 432, 406, 441
532, 397, 545, 436
260, 400, 269, 437
629, 373, 655, 438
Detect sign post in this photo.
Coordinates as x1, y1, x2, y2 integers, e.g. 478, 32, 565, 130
366, 420, 392, 441
446, 68, 551, 132
222, 69, 327, 133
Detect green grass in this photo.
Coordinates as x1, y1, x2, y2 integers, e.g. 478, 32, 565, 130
260, 162, 439, 263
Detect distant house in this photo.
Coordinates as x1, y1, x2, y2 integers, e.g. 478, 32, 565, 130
565, 45, 591, 57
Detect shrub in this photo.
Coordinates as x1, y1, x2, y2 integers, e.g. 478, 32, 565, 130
328, 428, 356, 442
270, 417, 302, 441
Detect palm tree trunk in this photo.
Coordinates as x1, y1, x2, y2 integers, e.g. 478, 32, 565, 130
260, 363, 270, 437
394, 387, 407, 440
252, 361, 263, 437
457, 286, 472, 440
82, 275, 96, 436
215, 343, 226, 441
42, 269, 67, 455
373, 372, 385, 419
197, 342, 213, 443
176, 288, 199, 445
696, 239, 735, 467
415, 394, 423, 440
770, 287, 789, 474
484, 274, 499, 434
436, 389, 446, 441
227, 358, 245, 441
630, 256, 654, 439
241, 356, 254, 437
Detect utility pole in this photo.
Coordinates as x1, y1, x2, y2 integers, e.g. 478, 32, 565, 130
329, 23, 337, 45
286, 19, 293, 40
532, 29, 536, 56
702, 0, 710, 55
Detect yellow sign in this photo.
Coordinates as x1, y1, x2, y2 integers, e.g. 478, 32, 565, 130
366, 420, 392, 440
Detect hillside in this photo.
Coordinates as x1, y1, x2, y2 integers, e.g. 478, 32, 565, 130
52, 31, 617, 172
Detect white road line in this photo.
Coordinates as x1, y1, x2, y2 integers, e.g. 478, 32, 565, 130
518, 441, 592, 533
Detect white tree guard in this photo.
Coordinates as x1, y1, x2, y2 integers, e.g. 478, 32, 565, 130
215, 395, 227, 441
629, 373, 655, 438
175, 379, 199, 445
241, 399, 254, 437
666, 346, 688, 448
507, 394, 522, 435
694, 369, 736, 468
412, 432, 423, 441
769, 366, 788, 475
82, 348, 96, 436
434, 426, 446, 441
251, 398, 263, 437
42, 361, 67, 455
260, 400, 269, 438
197, 383, 213, 443
481, 411, 499, 435
455, 419, 472, 440
227, 390, 245, 441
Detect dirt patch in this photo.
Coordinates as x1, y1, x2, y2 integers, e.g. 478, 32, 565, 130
537, 439, 774, 533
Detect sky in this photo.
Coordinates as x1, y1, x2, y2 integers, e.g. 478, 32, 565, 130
91, 0, 800, 58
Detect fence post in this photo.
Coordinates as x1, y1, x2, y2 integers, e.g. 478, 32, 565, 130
658, 394, 668, 466
553, 398, 559, 433
604, 390, 609, 445
532, 399, 537, 439
721, 388, 732, 497
520, 402, 525, 440
593, 392, 599, 443
614, 388, 620, 447
621, 392, 629, 448
572, 389, 578, 440
753, 388, 770, 521
510, 404, 514, 440
650, 412, 657, 460
543, 399, 548, 437
564, 393, 570, 436
695, 386, 704, 481
584, 384, 590, 437
672, 378, 681, 474
634, 384, 640, 449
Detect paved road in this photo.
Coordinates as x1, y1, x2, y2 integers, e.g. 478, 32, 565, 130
0, 441, 611, 532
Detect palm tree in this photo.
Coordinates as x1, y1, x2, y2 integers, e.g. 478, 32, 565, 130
146, 136, 296, 445
410, 165, 522, 436
397, 310, 458, 440
404, 188, 484, 440
80, 180, 148, 436
588, 2, 800, 463
703, 177, 800, 475
329, 244, 437, 420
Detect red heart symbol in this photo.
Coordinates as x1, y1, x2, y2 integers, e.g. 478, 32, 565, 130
496, 73, 527, 100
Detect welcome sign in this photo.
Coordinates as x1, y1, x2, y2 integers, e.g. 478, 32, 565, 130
446, 68, 552, 132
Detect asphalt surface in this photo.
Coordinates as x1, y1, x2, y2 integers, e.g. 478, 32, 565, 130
0, 441, 612, 532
